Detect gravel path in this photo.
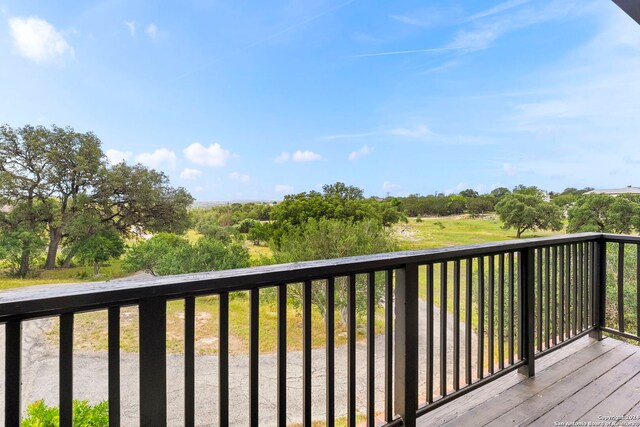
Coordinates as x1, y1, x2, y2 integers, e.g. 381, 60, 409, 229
0, 298, 478, 426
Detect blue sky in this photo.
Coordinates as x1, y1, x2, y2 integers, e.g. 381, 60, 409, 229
1, 0, 640, 201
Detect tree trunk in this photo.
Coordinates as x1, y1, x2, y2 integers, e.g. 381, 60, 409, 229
18, 249, 30, 278
45, 228, 63, 269
516, 228, 522, 239
62, 246, 78, 268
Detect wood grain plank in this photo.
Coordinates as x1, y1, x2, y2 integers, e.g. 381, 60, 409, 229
483, 344, 637, 427
438, 338, 623, 427
417, 336, 599, 426
529, 352, 640, 425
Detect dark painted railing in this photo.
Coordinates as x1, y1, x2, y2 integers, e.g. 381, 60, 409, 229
1, 232, 639, 426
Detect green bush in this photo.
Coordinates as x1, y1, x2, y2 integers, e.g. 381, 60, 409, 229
22, 400, 108, 427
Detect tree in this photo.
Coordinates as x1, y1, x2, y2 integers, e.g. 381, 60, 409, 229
42, 126, 105, 269
459, 189, 479, 198
567, 194, 638, 234
0, 124, 194, 275
466, 195, 496, 217
495, 193, 563, 238
270, 182, 404, 231
490, 187, 511, 199
272, 218, 396, 322
0, 125, 52, 277
73, 229, 125, 275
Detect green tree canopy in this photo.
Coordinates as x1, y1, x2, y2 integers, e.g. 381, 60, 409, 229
270, 182, 404, 229
495, 193, 563, 238
567, 194, 639, 234
122, 233, 249, 276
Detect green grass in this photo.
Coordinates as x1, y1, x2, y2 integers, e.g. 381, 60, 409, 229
394, 215, 562, 250
0, 260, 128, 291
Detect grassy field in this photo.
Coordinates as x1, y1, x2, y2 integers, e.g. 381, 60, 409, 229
394, 215, 561, 251
0, 261, 129, 291
3, 216, 565, 355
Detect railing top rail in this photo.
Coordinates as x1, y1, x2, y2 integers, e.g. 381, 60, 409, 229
601, 233, 640, 244
0, 232, 602, 321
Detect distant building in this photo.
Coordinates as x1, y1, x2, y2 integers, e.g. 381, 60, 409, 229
585, 186, 640, 196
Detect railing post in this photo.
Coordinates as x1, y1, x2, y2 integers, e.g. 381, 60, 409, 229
395, 263, 419, 427
518, 248, 535, 377
139, 297, 167, 427
5, 321, 21, 427
590, 238, 606, 340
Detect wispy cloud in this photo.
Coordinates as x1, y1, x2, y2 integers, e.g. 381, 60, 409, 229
243, 0, 357, 50
9, 16, 74, 63
382, 181, 401, 193
324, 125, 434, 141
350, 47, 456, 58
275, 184, 294, 194
466, 0, 532, 22
348, 145, 371, 161
124, 21, 136, 37
145, 23, 159, 40
498, 2, 640, 187
388, 125, 434, 138
229, 172, 251, 184
322, 132, 377, 141
275, 152, 290, 163
354, 0, 578, 58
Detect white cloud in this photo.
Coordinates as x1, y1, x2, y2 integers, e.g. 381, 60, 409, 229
136, 148, 178, 170
180, 168, 202, 180
125, 21, 136, 37
275, 152, 290, 163
105, 149, 132, 165
503, 163, 517, 176
229, 172, 250, 184
382, 181, 401, 192
9, 17, 74, 63
276, 150, 321, 163
275, 184, 294, 194
348, 145, 371, 161
145, 23, 159, 40
388, 125, 434, 139
184, 142, 232, 167
292, 150, 321, 162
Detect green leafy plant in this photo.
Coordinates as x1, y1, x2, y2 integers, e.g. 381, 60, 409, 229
22, 400, 109, 427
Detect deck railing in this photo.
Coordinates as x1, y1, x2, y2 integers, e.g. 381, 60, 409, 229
1, 232, 639, 426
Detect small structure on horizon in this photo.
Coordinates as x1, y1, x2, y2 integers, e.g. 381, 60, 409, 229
585, 185, 640, 196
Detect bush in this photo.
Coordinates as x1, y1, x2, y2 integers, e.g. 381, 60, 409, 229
123, 233, 250, 276
22, 400, 108, 427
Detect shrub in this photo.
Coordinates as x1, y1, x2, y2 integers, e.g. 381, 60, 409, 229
22, 400, 108, 427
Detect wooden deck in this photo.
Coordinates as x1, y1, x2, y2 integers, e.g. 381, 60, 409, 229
418, 336, 640, 426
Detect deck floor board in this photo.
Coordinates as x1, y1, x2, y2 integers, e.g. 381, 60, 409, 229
417, 337, 640, 426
